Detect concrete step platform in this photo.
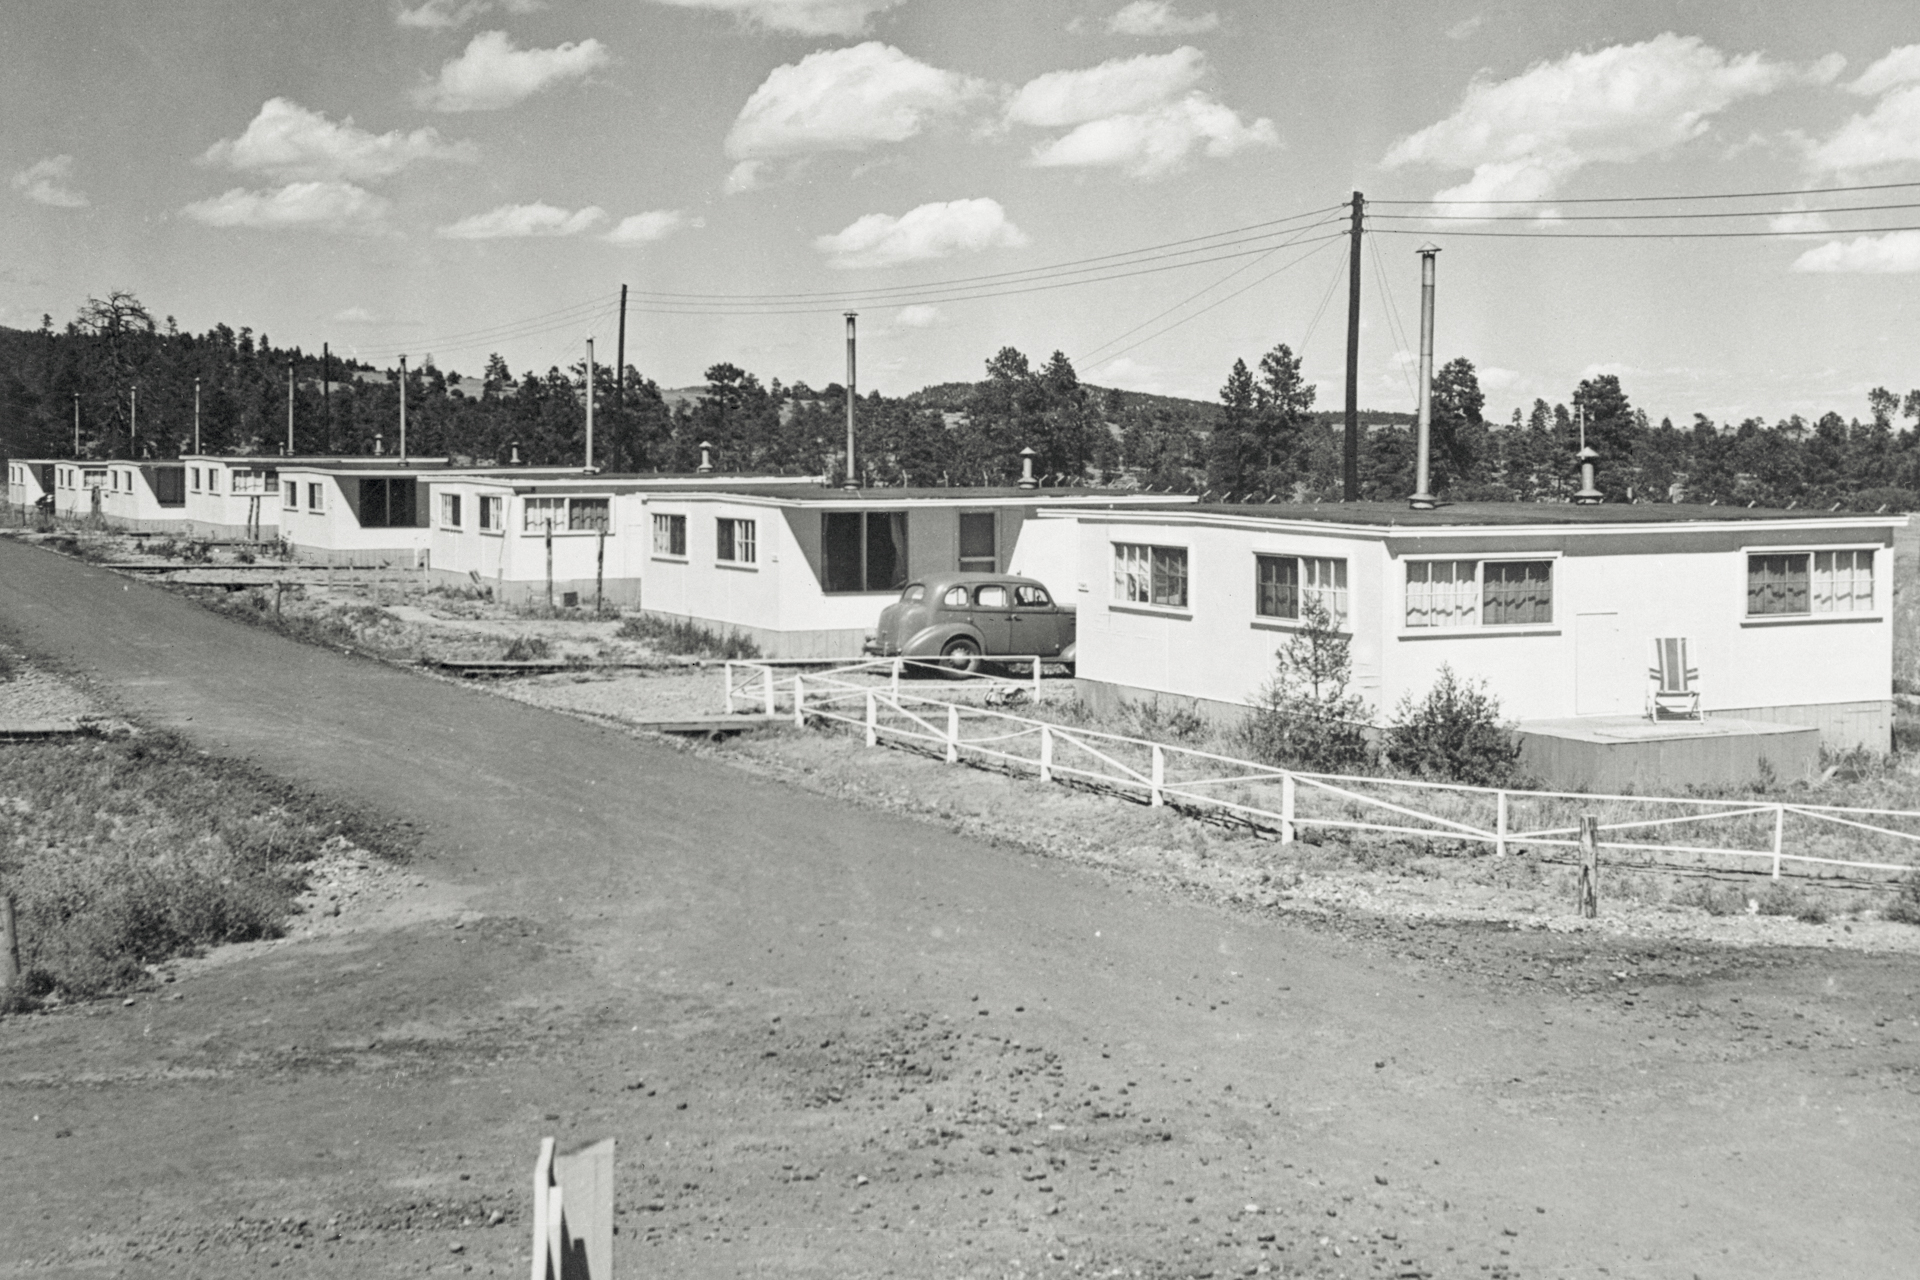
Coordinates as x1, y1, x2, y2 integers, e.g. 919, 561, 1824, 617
1516, 714, 1819, 792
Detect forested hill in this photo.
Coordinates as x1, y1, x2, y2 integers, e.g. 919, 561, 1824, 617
4, 293, 1920, 507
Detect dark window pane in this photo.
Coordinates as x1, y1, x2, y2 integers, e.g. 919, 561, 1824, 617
823, 512, 863, 592
959, 512, 996, 568
867, 511, 907, 590
569, 498, 609, 532
1747, 554, 1808, 615
1255, 555, 1298, 618
1483, 560, 1552, 625
716, 518, 735, 561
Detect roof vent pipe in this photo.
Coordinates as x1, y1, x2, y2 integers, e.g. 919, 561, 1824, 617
1573, 405, 1602, 504
510, 441, 521, 466
1409, 244, 1439, 510
1017, 446, 1038, 490
697, 440, 714, 474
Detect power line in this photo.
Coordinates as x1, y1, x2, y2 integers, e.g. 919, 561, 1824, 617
1371, 222, 1920, 241
1081, 236, 1343, 373
1368, 179, 1920, 206
1367, 232, 1419, 405
1298, 244, 1349, 354
1076, 220, 1339, 366
1371, 199, 1920, 223
622, 205, 1347, 303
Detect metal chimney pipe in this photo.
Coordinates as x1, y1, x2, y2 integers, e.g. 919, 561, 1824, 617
843, 312, 858, 490
1410, 244, 1439, 510
1017, 447, 1038, 490
398, 355, 408, 463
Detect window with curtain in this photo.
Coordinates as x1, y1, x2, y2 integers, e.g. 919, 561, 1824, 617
1481, 560, 1553, 625
1405, 559, 1478, 628
1114, 543, 1188, 608
1747, 554, 1808, 616
822, 511, 909, 592
653, 513, 686, 556
717, 517, 757, 564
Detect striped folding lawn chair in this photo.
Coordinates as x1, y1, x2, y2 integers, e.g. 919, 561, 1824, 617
1648, 636, 1702, 720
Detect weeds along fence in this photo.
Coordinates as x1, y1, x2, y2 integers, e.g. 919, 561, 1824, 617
723, 661, 1920, 892
724, 656, 1063, 716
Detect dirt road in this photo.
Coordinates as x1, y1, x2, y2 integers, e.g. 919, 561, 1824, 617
2, 537, 1916, 1280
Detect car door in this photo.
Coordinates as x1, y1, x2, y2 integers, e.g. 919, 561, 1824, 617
1011, 583, 1063, 655
971, 583, 1014, 652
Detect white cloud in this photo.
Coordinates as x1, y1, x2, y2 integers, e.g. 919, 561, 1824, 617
894, 303, 941, 327
646, 0, 906, 35
1028, 93, 1275, 178
396, 0, 546, 30
725, 42, 988, 169
1476, 366, 1520, 391
12, 155, 88, 208
414, 30, 609, 112
1007, 48, 1275, 178
1106, 2, 1218, 36
1446, 14, 1485, 41
1848, 45, 1920, 97
182, 182, 391, 232
814, 197, 1027, 269
1007, 48, 1207, 129
604, 209, 701, 244
436, 201, 607, 239
1791, 229, 1920, 273
334, 306, 379, 323
1383, 34, 1817, 206
1806, 83, 1920, 174
201, 98, 475, 182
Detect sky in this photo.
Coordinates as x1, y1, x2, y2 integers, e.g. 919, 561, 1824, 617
5, 0, 1920, 429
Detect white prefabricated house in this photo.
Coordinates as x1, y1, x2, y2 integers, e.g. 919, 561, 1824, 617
424, 473, 826, 608
179, 455, 305, 540
94, 461, 189, 533
6, 459, 57, 513
272, 459, 457, 567
49, 461, 112, 520
1049, 501, 1901, 785
635, 486, 1195, 657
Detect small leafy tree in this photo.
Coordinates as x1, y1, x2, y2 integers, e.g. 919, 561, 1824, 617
1383, 664, 1522, 786
1234, 595, 1372, 772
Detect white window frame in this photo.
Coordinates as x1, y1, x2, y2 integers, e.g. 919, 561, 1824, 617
523, 496, 566, 533
1112, 542, 1189, 611
1741, 543, 1882, 624
652, 512, 688, 559
716, 516, 757, 566
1252, 553, 1349, 628
478, 494, 503, 534
283, 481, 298, 510
441, 492, 463, 529
1402, 555, 1558, 632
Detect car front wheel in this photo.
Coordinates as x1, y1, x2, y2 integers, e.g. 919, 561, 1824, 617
941, 636, 982, 674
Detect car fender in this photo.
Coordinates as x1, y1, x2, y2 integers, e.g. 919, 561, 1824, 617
1059, 640, 1076, 664
902, 623, 985, 657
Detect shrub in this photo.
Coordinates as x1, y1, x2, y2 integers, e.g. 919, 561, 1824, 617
1384, 664, 1523, 786
502, 635, 553, 662
1886, 875, 1920, 926
1116, 698, 1213, 746
1232, 596, 1373, 773
615, 613, 762, 660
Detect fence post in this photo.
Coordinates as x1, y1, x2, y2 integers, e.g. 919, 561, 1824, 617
1496, 790, 1508, 857
761, 664, 775, 717
1039, 723, 1053, 783
724, 662, 736, 714
946, 703, 959, 764
792, 675, 806, 729
1772, 804, 1785, 880
0, 893, 20, 1002
891, 657, 901, 698
865, 689, 877, 747
1032, 658, 1042, 701
1150, 745, 1164, 807
1280, 772, 1296, 844
1577, 812, 1599, 919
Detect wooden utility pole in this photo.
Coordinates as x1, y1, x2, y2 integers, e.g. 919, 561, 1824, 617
1343, 190, 1364, 502
193, 378, 201, 454
615, 284, 628, 407
1578, 813, 1600, 919
322, 343, 331, 452
129, 386, 138, 454
73, 392, 80, 455
585, 336, 595, 471
843, 312, 858, 490
286, 358, 295, 455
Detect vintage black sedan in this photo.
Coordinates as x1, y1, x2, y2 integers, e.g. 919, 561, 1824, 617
863, 572, 1077, 671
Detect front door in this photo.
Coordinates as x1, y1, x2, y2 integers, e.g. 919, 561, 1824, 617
970, 583, 1014, 651
1575, 611, 1635, 715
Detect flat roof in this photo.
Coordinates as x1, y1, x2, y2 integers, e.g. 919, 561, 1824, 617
1053, 499, 1901, 527
626, 484, 1188, 505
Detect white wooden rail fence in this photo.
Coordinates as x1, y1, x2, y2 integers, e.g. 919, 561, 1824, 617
720, 661, 1920, 888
